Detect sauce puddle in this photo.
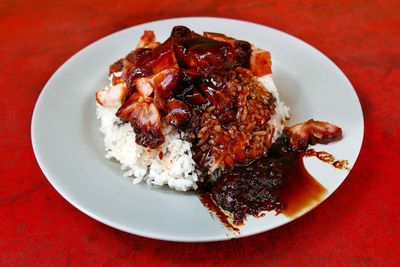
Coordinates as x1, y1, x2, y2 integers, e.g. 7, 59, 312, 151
280, 154, 327, 217
198, 135, 350, 230
199, 152, 328, 228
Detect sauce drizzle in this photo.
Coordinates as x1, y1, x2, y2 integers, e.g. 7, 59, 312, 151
304, 148, 349, 170
199, 192, 240, 232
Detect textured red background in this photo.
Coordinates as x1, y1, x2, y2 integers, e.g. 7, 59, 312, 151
1, 0, 399, 266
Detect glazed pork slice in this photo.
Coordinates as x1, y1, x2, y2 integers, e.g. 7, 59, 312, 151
129, 100, 164, 149
203, 31, 272, 76
136, 30, 160, 49
250, 47, 272, 76
285, 120, 343, 151
114, 68, 188, 148
95, 83, 128, 108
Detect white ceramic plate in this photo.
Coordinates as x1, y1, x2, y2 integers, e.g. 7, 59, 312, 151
31, 17, 363, 242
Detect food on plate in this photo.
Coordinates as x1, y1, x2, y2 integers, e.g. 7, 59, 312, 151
96, 26, 344, 226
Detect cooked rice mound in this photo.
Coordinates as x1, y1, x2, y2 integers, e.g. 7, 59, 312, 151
96, 105, 198, 191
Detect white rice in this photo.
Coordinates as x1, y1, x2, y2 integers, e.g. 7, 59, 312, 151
96, 105, 198, 191
96, 75, 289, 191
259, 75, 290, 142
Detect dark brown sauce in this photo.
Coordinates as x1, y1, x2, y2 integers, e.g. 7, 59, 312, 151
280, 155, 327, 217
304, 148, 349, 170
198, 134, 335, 227
198, 192, 240, 232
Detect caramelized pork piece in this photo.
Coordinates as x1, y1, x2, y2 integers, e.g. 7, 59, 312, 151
203, 32, 236, 46
151, 68, 181, 100
174, 36, 233, 73
122, 66, 152, 92
123, 41, 178, 74
203, 32, 251, 68
115, 67, 191, 146
233, 41, 252, 68
136, 30, 160, 49
205, 32, 274, 74
134, 68, 181, 109
170, 26, 252, 74
129, 100, 164, 149
180, 68, 202, 83
285, 120, 343, 151
135, 76, 155, 97
115, 92, 142, 122
164, 98, 191, 127
96, 83, 128, 108
111, 73, 124, 86
170, 25, 202, 42
124, 48, 153, 69
250, 47, 272, 76
147, 40, 179, 73
198, 75, 232, 112
109, 59, 124, 75
181, 87, 209, 106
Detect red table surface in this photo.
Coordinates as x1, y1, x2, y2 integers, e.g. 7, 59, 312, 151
1, 0, 399, 266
